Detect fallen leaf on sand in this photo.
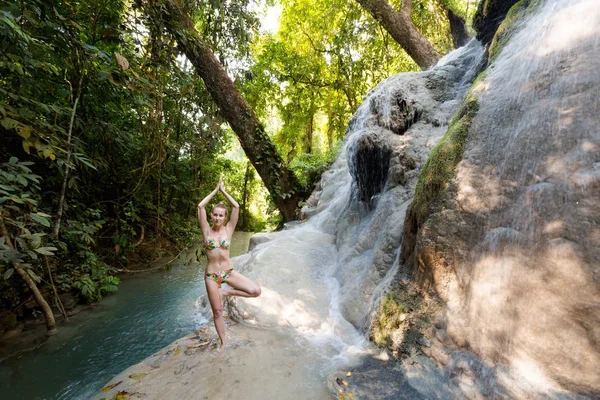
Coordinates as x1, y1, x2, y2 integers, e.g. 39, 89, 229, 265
338, 393, 345, 400
101, 381, 122, 393
346, 372, 352, 377
342, 379, 348, 386
113, 390, 130, 400
128, 373, 148, 380
187, 341, 211, 349
174, 346, 181, 356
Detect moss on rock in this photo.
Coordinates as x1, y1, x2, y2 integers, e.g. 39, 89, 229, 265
401, 73, 485, 267
488, 0, 541, 60
410, 74, 483, 227
371, 281, 443, 358
473, 0, 521, 44
372, 293, 409, 348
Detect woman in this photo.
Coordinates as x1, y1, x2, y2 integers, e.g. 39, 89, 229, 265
197, 177, 261, 352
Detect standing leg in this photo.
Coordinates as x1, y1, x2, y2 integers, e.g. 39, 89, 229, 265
205, 277, 227, 352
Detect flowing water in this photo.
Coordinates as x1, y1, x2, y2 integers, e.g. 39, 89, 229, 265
0, 232, 252, 400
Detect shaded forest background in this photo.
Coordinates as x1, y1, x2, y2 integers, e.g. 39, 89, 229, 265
0, 0, 476, 333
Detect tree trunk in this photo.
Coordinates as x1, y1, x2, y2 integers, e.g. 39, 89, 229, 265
305, 112, 314, 154
145, 0, 304, 221
356, 0, 440, 70
326, 92, 334, 149
240, 162, 251, 229
53, 79, 82, 239
447, 8, 471, 48
156, 167, 161, 235
0, 214, 56, 335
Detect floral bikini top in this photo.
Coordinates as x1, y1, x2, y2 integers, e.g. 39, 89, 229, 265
205, 237, 230, 250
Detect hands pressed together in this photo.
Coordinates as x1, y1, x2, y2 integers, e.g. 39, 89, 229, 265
198, 175, 238, 210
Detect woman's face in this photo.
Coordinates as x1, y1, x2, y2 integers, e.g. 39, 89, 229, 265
210, 207, 227, 226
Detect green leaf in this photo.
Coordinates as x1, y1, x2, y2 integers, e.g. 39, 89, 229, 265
34, 246, 57, 256
0, 118, 20, 130
16, 174, 28, 186
30, 213, 51, 227
73, 153, 97, 170
15, 236, 27, 250
27, 268, 41, 283
3, 268, 14, 280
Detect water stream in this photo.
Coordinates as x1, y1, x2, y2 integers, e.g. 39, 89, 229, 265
0, 232, 252, 400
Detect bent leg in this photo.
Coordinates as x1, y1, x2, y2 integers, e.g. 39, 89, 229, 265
205, 277, 226, 350
222, 271, 261, 298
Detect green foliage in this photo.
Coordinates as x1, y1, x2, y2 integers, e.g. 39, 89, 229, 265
72, 252, 120, 303
65, 209, 105, 246
290, 141, 342, 189
0, 157, 55, 283
242, 0, 466, 186
0, 158, 122, 308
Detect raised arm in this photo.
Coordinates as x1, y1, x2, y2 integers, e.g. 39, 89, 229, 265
197, 182, 220, 238
219, 178, 239, 233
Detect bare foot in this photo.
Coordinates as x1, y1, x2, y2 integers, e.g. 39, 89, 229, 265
218, 340, 227, 355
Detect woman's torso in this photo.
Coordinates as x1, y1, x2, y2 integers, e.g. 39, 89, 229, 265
204, 228, 232, 273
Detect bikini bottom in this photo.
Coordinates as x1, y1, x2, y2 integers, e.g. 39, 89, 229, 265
206, 268, 234, 286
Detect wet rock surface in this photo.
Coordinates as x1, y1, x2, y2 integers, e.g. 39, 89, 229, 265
349, 130, 393, 202
328, 355, 426, 400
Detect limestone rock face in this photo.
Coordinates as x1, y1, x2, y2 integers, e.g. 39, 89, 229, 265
406, 0, 600, 396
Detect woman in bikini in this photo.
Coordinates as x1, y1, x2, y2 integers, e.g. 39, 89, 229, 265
197, 177, 261, 352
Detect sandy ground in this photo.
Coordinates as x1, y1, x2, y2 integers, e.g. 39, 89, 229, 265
92, 320, 335, 400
